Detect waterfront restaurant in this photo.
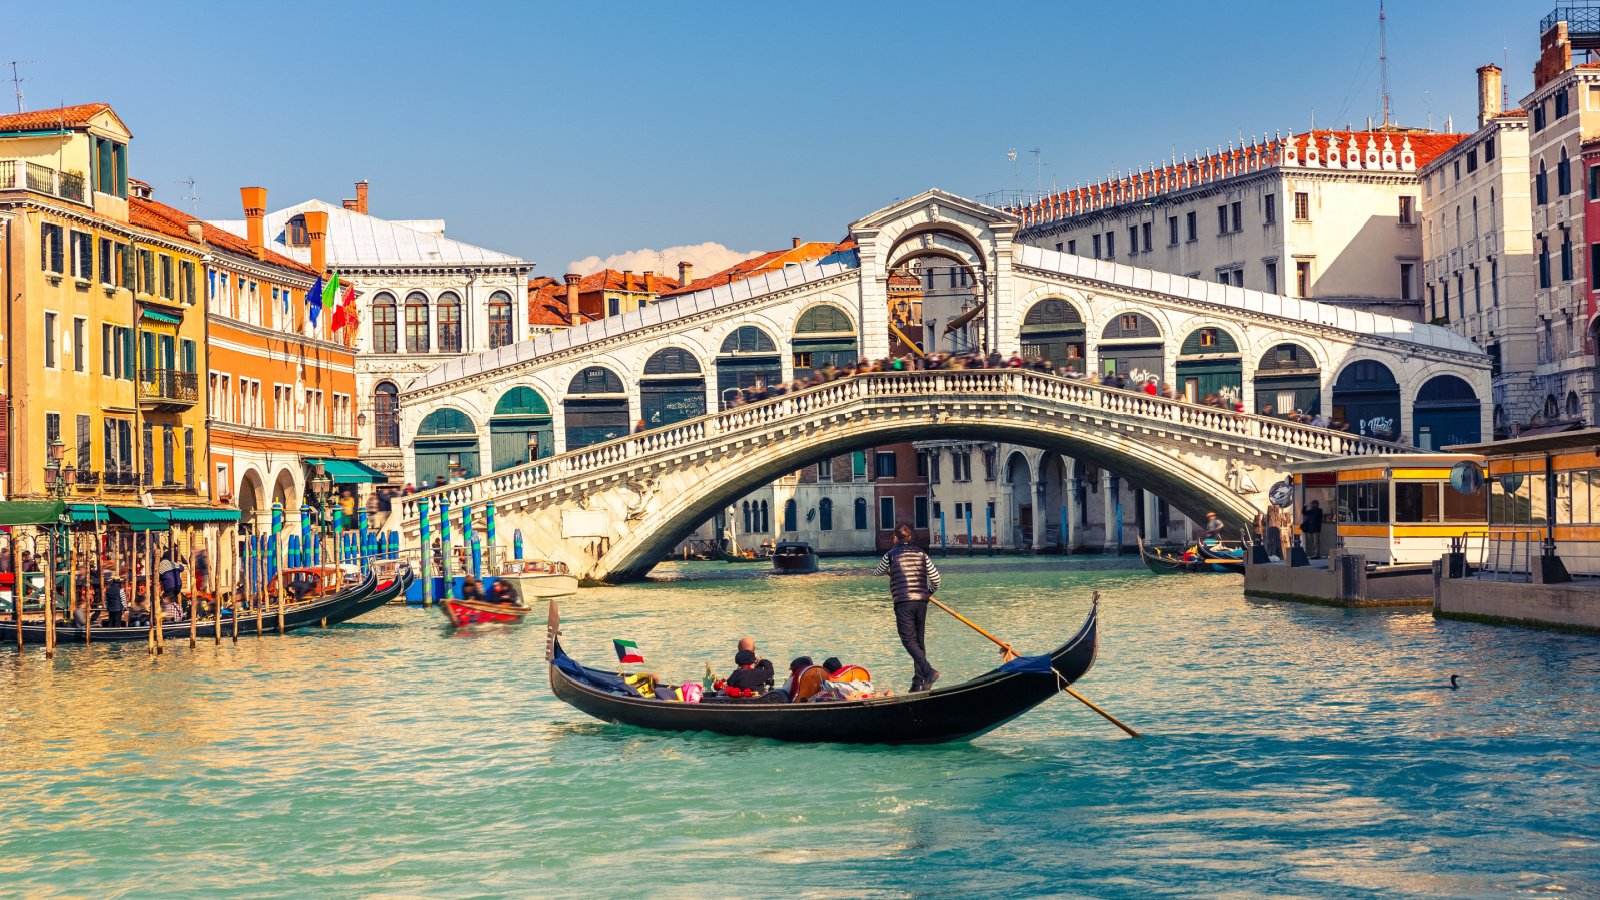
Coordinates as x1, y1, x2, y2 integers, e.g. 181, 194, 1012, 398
1282, 454, 1487, 566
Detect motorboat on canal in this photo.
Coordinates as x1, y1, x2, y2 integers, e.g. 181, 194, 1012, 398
7, 568, 383, 644
1137, 536, 1199, 574
544, 597, 1100, 744
440, 596, 533, 628
770, 541, 819, 574
496, 559, 579, 599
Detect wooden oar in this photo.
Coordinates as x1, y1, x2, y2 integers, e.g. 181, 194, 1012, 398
927, 595, 1143, 739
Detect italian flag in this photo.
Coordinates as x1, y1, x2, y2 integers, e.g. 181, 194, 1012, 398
613, 639, 644, 664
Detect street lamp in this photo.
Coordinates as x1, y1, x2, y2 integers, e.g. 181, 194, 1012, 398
42, 439, 77, 498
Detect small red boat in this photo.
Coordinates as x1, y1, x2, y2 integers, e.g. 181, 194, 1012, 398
440, 597, 533, 628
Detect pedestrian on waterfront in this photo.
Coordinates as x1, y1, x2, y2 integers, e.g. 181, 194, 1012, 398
1301, 499, 1326, 559
340, 490, 358, 529
875, 523, 942, 692
157, 550, 184, 602
194, 548, 209, 593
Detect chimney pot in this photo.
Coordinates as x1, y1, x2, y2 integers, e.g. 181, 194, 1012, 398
678, 260, 693, 288
1477, 63, 1504, 128
564, 272, 581, 322
355, 180, 369, 215
792, 236, 802, 249
643, 270, 654, 293
304, 209, 330, 275
240, 186, 268, 259
342, 198, 358, 211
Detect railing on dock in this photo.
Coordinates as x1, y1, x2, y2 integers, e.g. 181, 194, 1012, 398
1458, 530, 1541, 583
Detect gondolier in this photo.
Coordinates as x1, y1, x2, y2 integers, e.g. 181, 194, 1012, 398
875, 523, 942, 692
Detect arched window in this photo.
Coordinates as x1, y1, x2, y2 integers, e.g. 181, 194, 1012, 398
436, 291, 461, 353
1538, 160, 1549, 205
818, 498, 833, 531
796, 305, 854, 334
568, 366, 624, 394
643, 347, 702, 375
1559, 148, 1572, 196
488, 290, 514, 349
854, 497, 868, 530
1471, 197, 1479, 239
405, 291, 430, 353
783, 499, 798, 532
742, 501, 752, 535
758, 500, 770, 534
371, 293, 397, 353
720, 326, 778, 354
373, 382, 399, 448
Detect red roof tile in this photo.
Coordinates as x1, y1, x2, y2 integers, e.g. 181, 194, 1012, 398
662, 243, 839, 296
0, 103, 115, 133
130, 196, 315, 275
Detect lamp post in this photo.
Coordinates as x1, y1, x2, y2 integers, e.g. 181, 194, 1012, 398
309, 462, 332, 566
42, 439, 77, 498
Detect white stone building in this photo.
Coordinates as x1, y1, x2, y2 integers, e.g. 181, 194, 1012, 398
214, 182, 533, 484
1420, 65, 1538, 437
1011, 128, 1468, 324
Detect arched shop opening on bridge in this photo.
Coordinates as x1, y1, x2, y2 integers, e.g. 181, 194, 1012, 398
1412, 374, 1481, 449
641, 348, 706, 429
1332, 360, 1402, 440
791, 305, 858, 380
415, 408, 479, 486
564, 366, 629, 450
1254, 343, 1320, 416
1097, 312, 1163, 380
717, 326, 781, 408
1174, 327, 1242, 403
1019, 298, 1085, 368
1005, 451, 1032, 546
490, 387, 554, 471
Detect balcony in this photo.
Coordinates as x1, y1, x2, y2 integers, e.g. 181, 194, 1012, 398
0, 159, 86, 204
137, 368, 198, 410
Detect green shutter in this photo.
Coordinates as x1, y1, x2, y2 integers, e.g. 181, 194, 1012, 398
181, 339, 196, 373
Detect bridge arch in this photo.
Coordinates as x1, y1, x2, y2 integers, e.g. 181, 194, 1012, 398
564, 366, 630, 450
640, 347, 707, 429
1175, 324, 1244, 402
883, 222, 990, 275
1253, 342, 1322, 416
416, 407, 480, 486
1412, 374, 1481, 449
1332, 359, 1402, 440
715, 325, 782, 407
791, 303, 858, 379
1019, 296, 1087, 369
490, 386, 553, 471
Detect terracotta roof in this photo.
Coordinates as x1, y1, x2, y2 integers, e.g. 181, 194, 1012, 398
1021, 128, 1467, 225
527, 277, 584, 327
1497, 108, 1529, 118
130, 196, 316, 275
662, 242, 840, 296
0, 103, 114, 133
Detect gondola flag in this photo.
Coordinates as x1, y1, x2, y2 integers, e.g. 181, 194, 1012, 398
613, 639, 644, 664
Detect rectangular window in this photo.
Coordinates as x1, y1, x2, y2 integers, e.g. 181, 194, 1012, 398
1264, 193, 1277, 224
875, 451, 897, 478
1466, 148, 1478, 173
983, 448, 996, 482
1265, 261, 1278, 293
72, 317, 85, 372
878, 496, 895, 531
1105, 232, 1115, 258
1484, 136, 1496, 162
1092, 234, 1102, 258
180, 260, 195, 305
102, 324, 114, 375
1232, 269, 1244, 287
184, 428, 194, 490
142, 423, 154, 486
159, 255, 174, 299
1293, 192, 1310, 221
1230, 201, 1242, 232
1399, 195, 1415, 225
99, 237, 113, 284
1141, 221, 1151, 252
1128, 226, 1138, 255
70, 231, 93, 279
138, 249, 155, 294
1562, 234, 1574, 282
914, 496, 929, 530
162, 426, 175, 486
816, 457, 832, 483
1185, 210, 1197, 241
45, 412, 60, 448
1199, 327, 1217, 348
852, 451, 867, 481
1400, 262, 1416, 301
43, 312, 57, 368
1167, 215, 1179, 245
40, 223, 64, 273
915, 451, 928, 477
1295, 260, 1312, 297
1066, 239, 1076, 255
1217, 204, 1229, 235
76, 414, 91, 478
1590, 165, 1600, 201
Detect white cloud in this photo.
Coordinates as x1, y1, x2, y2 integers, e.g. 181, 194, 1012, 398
566, 242, 764, 280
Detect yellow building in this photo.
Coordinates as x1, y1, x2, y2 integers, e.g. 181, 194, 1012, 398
0, 103, 212, 516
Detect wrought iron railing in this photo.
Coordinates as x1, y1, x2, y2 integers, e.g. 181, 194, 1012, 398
137, 369, 199, 404
1543, 3, 1600, 35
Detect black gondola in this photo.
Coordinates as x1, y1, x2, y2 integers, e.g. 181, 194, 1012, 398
545, 598, 1100, 744
1194, 540, 1246, 574
6, 570, 379, 645
770, 541, 819, 574
1137, 536, 1199, 574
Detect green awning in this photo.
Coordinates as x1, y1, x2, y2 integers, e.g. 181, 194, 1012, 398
0, 500, 66, 526
141, 308, 183, 325
110, 506, 167, 531
160, 507, 242, 523
68, 504, 111, 524
308, 458, 389, 484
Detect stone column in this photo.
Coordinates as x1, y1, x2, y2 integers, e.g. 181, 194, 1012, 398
1033, 474, 1047, 552
1103, 471, 1119, 552
1145, 489, 1162, 541
1064, 456, 1079, 552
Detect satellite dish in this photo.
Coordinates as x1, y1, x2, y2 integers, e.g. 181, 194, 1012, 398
1268, 480, 1295, 508
1499, 473, 1524, 493
1449, 461, 1485, 495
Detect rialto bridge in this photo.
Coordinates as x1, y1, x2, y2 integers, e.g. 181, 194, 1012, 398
390, 190, 1490, 581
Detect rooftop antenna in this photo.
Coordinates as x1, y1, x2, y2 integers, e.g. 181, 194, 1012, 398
177, 177, 201, 216
1504, 46, 1510, 112
1008, 148, 1019, 192
1029, 148, 1042, 193
1378, 0, 1392, 126
6, 60, 40, 113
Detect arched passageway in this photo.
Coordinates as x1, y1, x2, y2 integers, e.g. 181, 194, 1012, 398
1019, 299, 1086, 370
1413, 375, 1480, 449
415, 408, 479, 486
640, 348, 706, 429
1254, 343, 1320, 416
1005, 452, 1032, 547
716, 326, 781, 408
792, 305, 858, 380
1175, 327, 1242, 402
1332, 361, 1401, 440
564, 367, 629, 450
1097, 313, 1163, 381
491, 387, 554, 471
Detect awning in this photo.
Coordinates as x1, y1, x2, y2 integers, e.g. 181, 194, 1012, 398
68, 504, 112, 524
141, 308, 183, 325
110, 506, 167, 531
0, 500, 66, 527
307, 458, 389, 484
159, 507, 242, 523
944, 301, 987, 334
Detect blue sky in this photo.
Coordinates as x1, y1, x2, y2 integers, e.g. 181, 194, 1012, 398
12, 0, 1547, 275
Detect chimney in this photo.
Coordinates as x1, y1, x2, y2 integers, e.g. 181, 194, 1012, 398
643, 270, 654, 293
564, 273, 581, 322
1477, 64, 1503, 127
355, 180, 369, 215
622, 269, 634, 291
342, 199, 359, 211
187, 221, 204, 243
792, 236, 802, 249
240, 186, 268, 258
678, 260, 693, 287
304, 209, 330, 274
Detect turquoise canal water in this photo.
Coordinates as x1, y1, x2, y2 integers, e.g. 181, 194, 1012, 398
2, 555, 1598, 897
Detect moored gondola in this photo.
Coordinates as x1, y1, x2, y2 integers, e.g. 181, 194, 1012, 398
1137, 536, 1199, 574
545, 597, 1100, 744
1194, 540, 1246, 574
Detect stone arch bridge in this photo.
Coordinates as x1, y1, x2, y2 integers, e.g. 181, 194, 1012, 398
395, 369, 1406, 583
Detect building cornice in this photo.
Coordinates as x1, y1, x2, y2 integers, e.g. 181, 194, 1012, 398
209, 249, 315, 290
326, 262, 533, 279
207, 325, 357, 368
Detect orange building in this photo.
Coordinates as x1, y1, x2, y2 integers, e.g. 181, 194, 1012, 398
129, 187, 365, 531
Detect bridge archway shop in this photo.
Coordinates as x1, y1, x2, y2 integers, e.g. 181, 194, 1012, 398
1332, 360, 1402, 441
564, 367, 630, 451
1412, 374, 1481, 449
791, 305, 858, 380
415, 407, 480, 487
1253, 342, 1320, 416
1019, 298, 1086, 368
1174, 326, 1242, 402
716, 326, 782, 408
490, 387, 554, 471
640, 348, 706, 429
1097, 312, 1163, 381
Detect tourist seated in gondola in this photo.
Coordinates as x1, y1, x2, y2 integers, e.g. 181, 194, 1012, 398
162, 595, 183, 622
725, 649, 773, 695
823, 657, 872, 683
488, 579, 520, 606
127, 596, 152, 628
785, 656, 828, 702
288, 570, 319, 604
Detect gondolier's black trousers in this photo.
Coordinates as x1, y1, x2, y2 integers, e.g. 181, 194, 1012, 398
895, 601, 936, 688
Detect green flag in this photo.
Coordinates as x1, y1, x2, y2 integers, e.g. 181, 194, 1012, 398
324, 271, 341, 310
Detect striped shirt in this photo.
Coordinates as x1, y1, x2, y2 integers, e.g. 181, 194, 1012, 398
875, 543, 941, 603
